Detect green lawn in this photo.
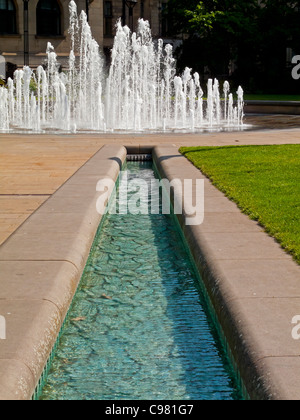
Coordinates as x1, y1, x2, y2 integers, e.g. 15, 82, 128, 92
179, 145, 300, 264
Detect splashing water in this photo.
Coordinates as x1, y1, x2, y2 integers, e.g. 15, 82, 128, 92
0, 1, 244, 134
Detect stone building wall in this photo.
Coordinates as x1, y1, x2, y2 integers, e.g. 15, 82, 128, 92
0, 0, 171, 71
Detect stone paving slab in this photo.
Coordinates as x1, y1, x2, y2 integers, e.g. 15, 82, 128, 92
0, 299, 62, 399
0, 144, 126, 400
153, 145, 300, 400
0, 359, 36, 401
0, 231, 96, 272
256, 357, 300, 400
0, 261, 78, 316
215, 259, 300, 299
0, 196, 49, 246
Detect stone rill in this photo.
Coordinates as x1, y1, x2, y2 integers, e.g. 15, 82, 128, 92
0, 1, 244, 134
39, 162, 242, 400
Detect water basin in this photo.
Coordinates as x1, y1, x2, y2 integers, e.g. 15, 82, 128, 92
39, 162, 242, 400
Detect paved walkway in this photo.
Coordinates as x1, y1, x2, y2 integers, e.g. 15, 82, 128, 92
0, 125, 300, 245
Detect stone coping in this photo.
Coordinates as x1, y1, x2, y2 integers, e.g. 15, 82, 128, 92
245, 100, 300, 115
0, 144, 127, 400
153, 145, 300, 400
246, 100, 300, 105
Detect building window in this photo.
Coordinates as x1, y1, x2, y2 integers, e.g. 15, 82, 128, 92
104, 0, 113, 37
0, 0, 17, 35
36, 0, 61, 36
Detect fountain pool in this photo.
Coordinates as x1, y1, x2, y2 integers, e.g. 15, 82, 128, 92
0, 1, 245, 135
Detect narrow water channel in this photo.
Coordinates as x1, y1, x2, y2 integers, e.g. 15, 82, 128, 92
40, 162, 242, 400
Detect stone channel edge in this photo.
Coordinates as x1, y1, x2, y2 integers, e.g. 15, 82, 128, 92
0, 144, 127, 400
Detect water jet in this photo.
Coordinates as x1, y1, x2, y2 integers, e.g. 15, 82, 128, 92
0, 0, 244, 134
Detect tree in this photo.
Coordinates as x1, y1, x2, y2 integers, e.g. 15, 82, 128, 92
166, 0, 300, 93
167, 0, 222, 36
256, 0, 300, 92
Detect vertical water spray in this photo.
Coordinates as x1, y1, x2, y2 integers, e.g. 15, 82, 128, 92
223, 81, 230, 122
237, 86, 244, 126
0, 0, 244, 133
0, 87, 8, 130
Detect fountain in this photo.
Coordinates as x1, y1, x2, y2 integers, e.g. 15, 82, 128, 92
0, 0, 244, 134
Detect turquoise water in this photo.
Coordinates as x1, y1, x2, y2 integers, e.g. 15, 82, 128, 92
40, 162, 242, 400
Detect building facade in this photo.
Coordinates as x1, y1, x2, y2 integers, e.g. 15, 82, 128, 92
0, 0, 171, 72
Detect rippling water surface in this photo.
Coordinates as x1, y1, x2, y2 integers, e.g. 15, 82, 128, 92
40, 162, 242, 400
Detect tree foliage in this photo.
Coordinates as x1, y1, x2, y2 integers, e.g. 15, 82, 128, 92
166, 0, 300, 93
184, 1, 224, 35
